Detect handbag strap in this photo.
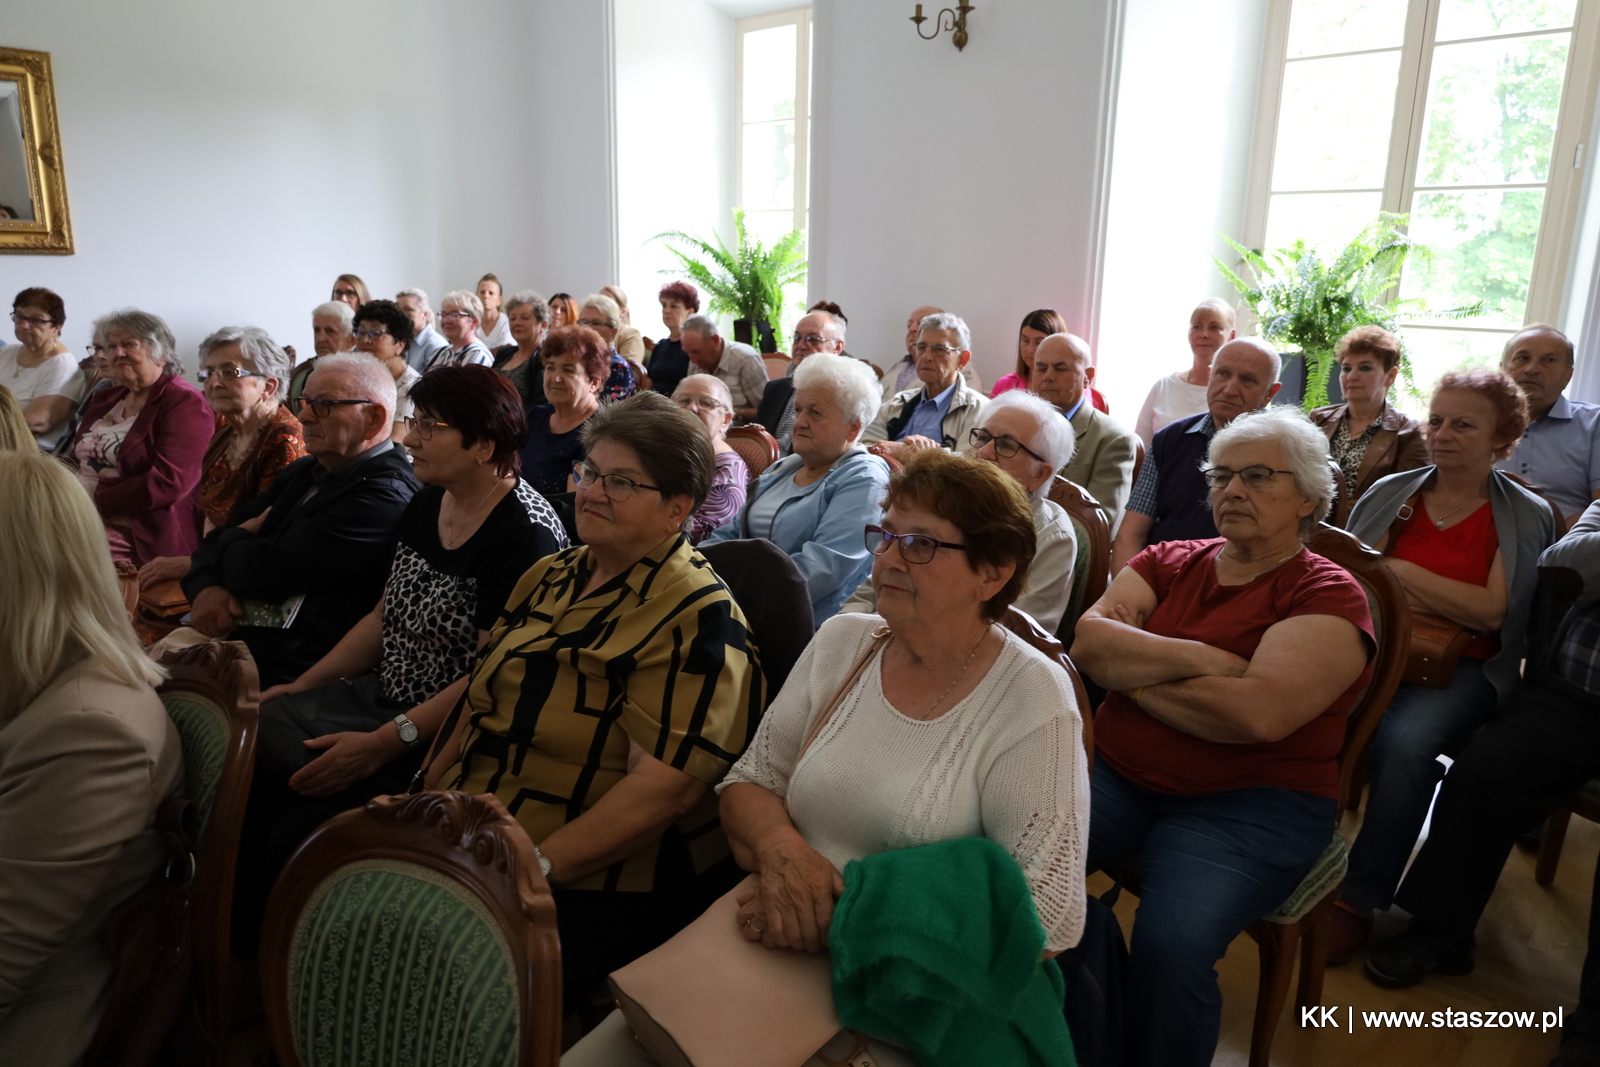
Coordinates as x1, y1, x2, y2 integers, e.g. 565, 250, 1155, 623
796, 626, 892, 761
1384, 491, 1422, 552
408, 686, 473, 795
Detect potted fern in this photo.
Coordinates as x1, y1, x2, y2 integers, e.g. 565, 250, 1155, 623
656, 210, 807, 353
1215, 214, 1488, 411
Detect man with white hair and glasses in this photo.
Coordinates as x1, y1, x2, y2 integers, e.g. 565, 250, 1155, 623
288, 300, 358, 404
182, 353, 420, 687
841, 388, 1078, 630
757, 309, 846, 455
396, 288, 449, 373
863, 311, 987, 459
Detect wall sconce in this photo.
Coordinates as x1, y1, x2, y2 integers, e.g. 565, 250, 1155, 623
910, 2, 974, 52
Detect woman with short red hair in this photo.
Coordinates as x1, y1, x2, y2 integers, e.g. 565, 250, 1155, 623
647, 281, 700, 397
1328, 367, 1557, 964
520, 326, 613, 496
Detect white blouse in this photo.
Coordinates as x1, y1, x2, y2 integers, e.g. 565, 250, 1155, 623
1135, 370, 1209, 445
719, 612, 1089, 951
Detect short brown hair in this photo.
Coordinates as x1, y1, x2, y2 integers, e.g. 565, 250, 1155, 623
1015, 308, 1068, 381
540, 325, 611, 386
582, 391, 714, 520
13, 287, 64, 328
1433, 367, 1528, 461
409, 365, 526, 477
1336, 325, 1401, 372
881, 450, 1036, 622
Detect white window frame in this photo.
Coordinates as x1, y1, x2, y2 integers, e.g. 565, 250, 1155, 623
1243, 0, 1600, 330
734, 5, 812, 244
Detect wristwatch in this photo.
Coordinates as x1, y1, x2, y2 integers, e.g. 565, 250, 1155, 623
533, 842, 554, 882
392, 713, 422, 749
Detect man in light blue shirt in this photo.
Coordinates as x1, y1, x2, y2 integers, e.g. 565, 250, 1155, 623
396, 288, 449, 373
862, 312, 986, 459
1496, 324, 1600, 523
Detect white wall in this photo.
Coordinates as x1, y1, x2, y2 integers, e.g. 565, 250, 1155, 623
0, 0, 614, 364
614, 0, 734, 342
807, 0, 1120, 388
1095, 0, 1269, 418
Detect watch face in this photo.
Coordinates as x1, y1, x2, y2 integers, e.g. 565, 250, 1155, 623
396, 718, 419, 743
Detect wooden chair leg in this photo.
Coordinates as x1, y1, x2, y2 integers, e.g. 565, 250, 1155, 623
1249, 920, 1298, 1067
1537, 808, 1573, 887
1296, 896, 1336, 1010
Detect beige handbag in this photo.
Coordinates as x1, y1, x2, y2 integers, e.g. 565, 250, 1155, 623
607, 627, 892, 1067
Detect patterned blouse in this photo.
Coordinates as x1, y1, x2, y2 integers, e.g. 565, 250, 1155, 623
443, 533, 763, 893
196, 405, 307, 528
689, 450, 749, 545
1328, 408, 1384, 488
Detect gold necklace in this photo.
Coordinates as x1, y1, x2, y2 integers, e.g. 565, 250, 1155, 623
1428, 494, 1479, 529
441, 478, 504, 549
905, 625, 991, 719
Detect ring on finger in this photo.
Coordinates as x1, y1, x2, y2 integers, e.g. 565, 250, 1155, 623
746, 916, 764, 933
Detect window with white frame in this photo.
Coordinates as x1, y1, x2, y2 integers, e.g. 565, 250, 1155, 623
1245, 0, 1600, 397
736, 6, 811, 255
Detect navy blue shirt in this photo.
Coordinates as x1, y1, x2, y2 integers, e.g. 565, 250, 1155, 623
520, 404, 588, 497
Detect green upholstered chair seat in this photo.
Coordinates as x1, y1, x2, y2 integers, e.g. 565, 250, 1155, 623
288, 859, 519, 1067
1263, 829, 1348, 925
1064, 515, 1092, 633
160, 691, 229, 834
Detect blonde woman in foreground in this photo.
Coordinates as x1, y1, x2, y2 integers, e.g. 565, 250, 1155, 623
0, 384, 32, 451
0, 450, 181, 1066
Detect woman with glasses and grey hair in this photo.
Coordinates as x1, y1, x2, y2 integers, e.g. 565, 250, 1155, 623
1072, 404, 1375, 1067
671, 373, 747, 543
66, 308, 213, 566
702, 352, 891, 625
136, 326, 306, 591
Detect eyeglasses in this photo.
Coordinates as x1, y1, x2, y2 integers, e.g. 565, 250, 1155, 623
438, 310, 475, 321
577, 317, 610, 329
912, 342, 962, 357
198, 366, 266, 383
103, 340, 145, 356
864, 524, 967, 565
289, 396, 375, 418
968, 428, 1046, 463
10, 313, 54, 327
353, 328, 391, 341
673, 395, 725, 413
792, 333, 831, 348
1201, 465, 1296, 490
403, 415, 454, 440
575, 462, 661, 501
332, 288, 361, 300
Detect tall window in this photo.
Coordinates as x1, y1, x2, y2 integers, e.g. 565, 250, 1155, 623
1246, 0, 1600, 392
736, 6, 811, 251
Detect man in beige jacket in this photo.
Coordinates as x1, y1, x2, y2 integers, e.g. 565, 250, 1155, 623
863, 312, 988, 460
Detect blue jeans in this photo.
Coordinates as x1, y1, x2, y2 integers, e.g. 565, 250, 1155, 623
1088, 760, 1336, 1067
1343, 661, 1498, 911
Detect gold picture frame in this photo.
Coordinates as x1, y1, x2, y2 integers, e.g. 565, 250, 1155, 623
0, 46, 73, 254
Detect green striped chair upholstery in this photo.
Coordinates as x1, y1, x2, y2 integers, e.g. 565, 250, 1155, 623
261, 791, 563, 1067
287, 860, 519, 1067
1064, 515, 1093, 629
160, 691, 231, 836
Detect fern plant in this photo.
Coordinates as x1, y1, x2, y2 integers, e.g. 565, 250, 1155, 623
1215, 214, 1490, 411
655, 210, 807, 330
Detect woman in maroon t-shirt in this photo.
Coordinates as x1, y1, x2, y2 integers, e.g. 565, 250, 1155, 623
1074, 405, 1373, 1067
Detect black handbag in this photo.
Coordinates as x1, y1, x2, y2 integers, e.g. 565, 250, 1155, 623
257, 674, 403, 775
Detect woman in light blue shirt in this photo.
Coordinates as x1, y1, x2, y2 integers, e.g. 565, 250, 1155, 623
703, 353, 890, 624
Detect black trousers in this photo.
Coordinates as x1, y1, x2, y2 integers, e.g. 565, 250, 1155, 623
1394, 677, 1600, 1035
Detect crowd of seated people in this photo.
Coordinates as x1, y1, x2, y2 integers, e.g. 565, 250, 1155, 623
9, 268, 1600, 1067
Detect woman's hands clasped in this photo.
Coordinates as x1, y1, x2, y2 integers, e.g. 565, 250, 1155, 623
735, 832, 845, 954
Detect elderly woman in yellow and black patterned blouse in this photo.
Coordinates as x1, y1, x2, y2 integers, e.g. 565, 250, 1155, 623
428, 389, 763, 1012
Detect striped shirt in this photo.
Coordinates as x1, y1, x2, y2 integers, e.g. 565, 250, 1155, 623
427, 339, 494, 370
443, 533, 763, 892
1557, 602, 1600, 699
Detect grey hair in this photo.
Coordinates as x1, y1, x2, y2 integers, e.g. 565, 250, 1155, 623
441, 290, 484, 321
198, 326, 292, 389
801, 309, 847, 342
1218, 336, 1283, 384
395, 287, 432, 312
94, 308, 181, 377
309, 351, 398, 426
979, 389, 1077, 498
792, 353, 881, 439
919, 312, 971, 352
581, 293, 622, 329
681, 313, 720, 340
312, 301, 355, 330
1204, 404, 1333, 537
673, 372, 734, 412
504, 290, 548, 321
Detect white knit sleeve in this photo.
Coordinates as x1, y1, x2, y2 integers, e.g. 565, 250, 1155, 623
980, 679, 1091, 953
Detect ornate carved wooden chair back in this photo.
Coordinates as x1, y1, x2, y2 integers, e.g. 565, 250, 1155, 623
724, 424, 781, 483
1305, 522, 1411, 812
998, 607, 1094, 766
260, 791, 562, 1067
1047, 476, 1111, 641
